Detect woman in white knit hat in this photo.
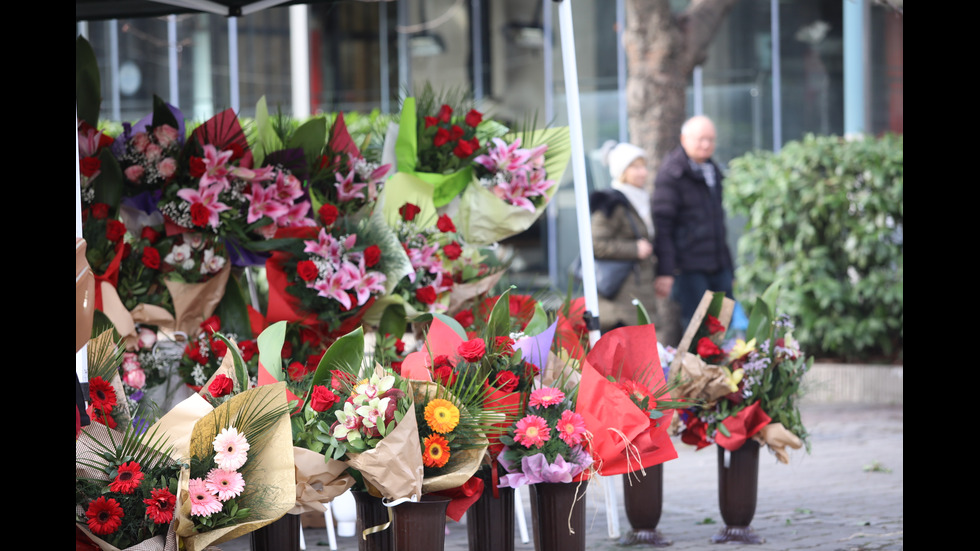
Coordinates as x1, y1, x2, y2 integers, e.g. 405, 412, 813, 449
587, 141, 660, 333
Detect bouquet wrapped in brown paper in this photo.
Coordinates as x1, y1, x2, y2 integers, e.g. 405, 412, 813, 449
669, 285, 811, 463
150, 381, 295, 551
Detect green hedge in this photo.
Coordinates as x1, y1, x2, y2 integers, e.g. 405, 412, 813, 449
725, 133, 903, 362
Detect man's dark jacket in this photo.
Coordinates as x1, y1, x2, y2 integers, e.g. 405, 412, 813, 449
651, 145, 733, 277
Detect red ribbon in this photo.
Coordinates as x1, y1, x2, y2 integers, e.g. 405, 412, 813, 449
433, 476, 485, 522
92, 241, 125, 311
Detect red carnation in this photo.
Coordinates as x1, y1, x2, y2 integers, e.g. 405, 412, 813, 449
415, 285, 437, 305
443, 241, 463, 260
465, 109, 483, 128
436, 214, 456, 233
364, 245, 382, 267
141, 247, 161, 270
297, 260, 320, 282
319, 203, 339, 226
399, 203, 421, 222
90, 203, 110, 220
457, 338, 486, 362
208, 374, 234, 397
105, 220, 126, 242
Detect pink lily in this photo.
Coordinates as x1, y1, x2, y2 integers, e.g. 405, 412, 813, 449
275, 201, 316, 229
335, 168, 368, 202
273, 171, 305, 202
198, 145, 235, 190
304, 228, 344, 262
177, 184, 232, 229
312, 268, 355, 310
244, 182, 290, 224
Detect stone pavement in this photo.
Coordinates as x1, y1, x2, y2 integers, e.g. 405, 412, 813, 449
218, 402, 903, 551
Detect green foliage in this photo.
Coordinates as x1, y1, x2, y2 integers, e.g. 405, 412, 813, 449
725, 133, 903, 362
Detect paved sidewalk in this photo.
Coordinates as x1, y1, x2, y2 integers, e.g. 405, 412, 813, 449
220, 403, 903, 551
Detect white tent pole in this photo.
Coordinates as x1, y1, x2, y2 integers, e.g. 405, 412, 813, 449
557, 1, 622, 540
556, 0, 601, 347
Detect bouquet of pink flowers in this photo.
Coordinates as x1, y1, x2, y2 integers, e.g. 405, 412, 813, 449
112, 98, 185, 196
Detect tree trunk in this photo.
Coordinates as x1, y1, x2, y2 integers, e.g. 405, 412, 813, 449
623, 0, 741, 187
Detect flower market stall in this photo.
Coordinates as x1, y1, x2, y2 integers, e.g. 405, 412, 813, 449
75, 2, 690, 550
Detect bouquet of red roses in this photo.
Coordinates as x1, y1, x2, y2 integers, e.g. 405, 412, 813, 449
177, 315, 259, 395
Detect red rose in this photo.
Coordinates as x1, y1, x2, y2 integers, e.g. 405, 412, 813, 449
364, 245, 382, 267
449, 125, 464, 140
306, 351, 326, 373
90, 203, 110, 220
201, 315, 221, 333
319, 203, 339, 226
452, 139, 475, 159
705, 314, 726, 335
189, 156, 207, 178
140, 226, 161, 244
469, 137, 480, 150
424, 116, 438, 128
281, 340, 293, 359
415, 285, 437, 305
330, 369, 357, 391
433, 127, 450, 148
228, 142, 245, 161
297, 260, 319, 282
438, 104, 453, 123
443, 241, 463, 260
239, 340, 258, 362
121, 243, 133, 260
465, 109, 483, 128
394, 338, 405, 354
186, 341, 208, 365
493, 370, 519, 392
399, 203, 421, 222
105, 220, 126, 242
189, 202, 211, 227
208, 374, 234, 398
696, 337, 724, 360
309, 385, 339, 412
436, 214, 456, 233
454, 309, 475, 328
80, 156, 102, 177
141, 247, 161, 270
494, 336, 515, 356
432, 355, 457, 387
299, 327, 321, 347
457, 338, 486, 362
210, 337, 228, 360
288, 361, 309, 382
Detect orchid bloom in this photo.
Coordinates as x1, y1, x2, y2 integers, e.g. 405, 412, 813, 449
200, 248, 226, 274
728, 338, 757, 362
353, 373, 395, 402
244, 182, 290, 224
335, 168, 368, 202
176, 184, 231, 230
355, 397, 391, 432
332, 402, 364, 442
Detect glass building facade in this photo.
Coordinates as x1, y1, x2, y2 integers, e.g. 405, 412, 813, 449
77, 0, 903, 293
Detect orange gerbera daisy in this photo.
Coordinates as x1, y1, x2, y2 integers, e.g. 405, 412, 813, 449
423, 434, 451, 468
423, 398, 460, 433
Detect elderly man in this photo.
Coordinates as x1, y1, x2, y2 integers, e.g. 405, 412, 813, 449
651, 115, 734, 331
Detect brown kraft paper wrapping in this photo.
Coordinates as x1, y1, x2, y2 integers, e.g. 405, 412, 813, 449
290, 447, 357, 514
345, 402, 425, 504
164, 262, 231, 337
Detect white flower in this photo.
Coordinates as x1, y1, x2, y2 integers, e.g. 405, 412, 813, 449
166, 243, 192, 266
201, 248, 226, 274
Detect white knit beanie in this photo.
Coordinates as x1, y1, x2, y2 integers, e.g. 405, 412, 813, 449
602, 141, 647, 182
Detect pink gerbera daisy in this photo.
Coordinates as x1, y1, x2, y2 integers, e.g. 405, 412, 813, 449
529, 387, 565, 408
212, 426, 250, 471
188, 478, 223, 517
514, 415, 551, 448
557, 409, 588, 446
205, 468, 246, 501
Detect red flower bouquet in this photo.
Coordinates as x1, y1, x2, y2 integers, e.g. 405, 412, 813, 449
670, 287, 811, 463
112, 97, 185, 196
177, 315, 259, 395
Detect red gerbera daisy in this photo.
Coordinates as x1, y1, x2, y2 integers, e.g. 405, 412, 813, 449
108, 461, 144, 494
88, 377, 117, 412
86, 496, 124, 535
144, 488, 177, 524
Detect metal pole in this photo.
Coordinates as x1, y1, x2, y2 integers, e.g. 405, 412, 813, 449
544, 0, 557, 285
379, 1, 391, 113
169, 15, 180, 107
290, 4, 311, 118
771, 0, 782, 151
843, 0, 868, 136
398, 0, 411, 95
110, 19, 121, 122
616, 0, 627, 143
471, 0, 484, 100
228, 16, 240, 113
693, 65, 703, 116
